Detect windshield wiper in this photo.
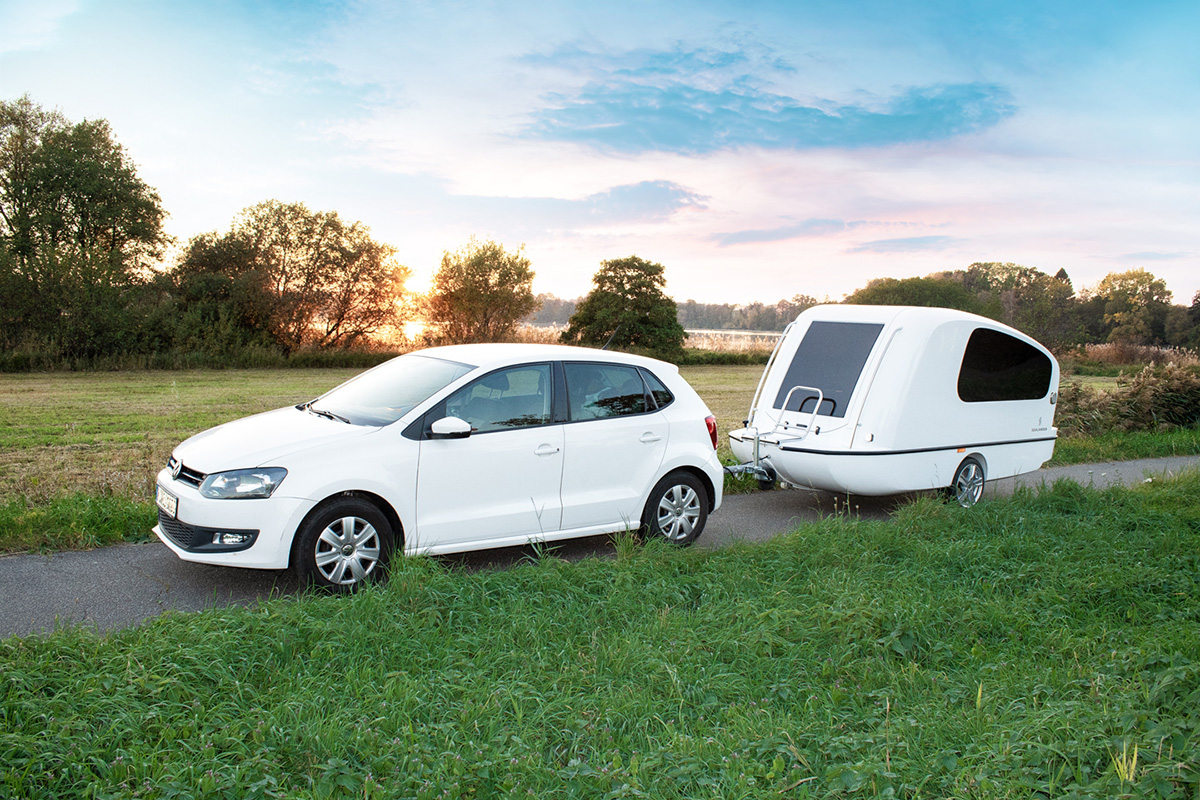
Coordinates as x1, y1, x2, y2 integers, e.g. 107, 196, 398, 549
297, 401, 352, 425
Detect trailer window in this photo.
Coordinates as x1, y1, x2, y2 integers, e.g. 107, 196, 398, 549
957, 328, 1053, 402
773, 321, 884, 418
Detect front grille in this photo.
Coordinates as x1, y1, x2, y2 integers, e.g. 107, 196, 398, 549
167, 457, 205, 488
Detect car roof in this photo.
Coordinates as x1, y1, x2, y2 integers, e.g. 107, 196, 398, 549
410, 343, 676, 372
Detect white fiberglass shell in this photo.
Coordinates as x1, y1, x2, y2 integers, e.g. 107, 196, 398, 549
729, 305, 1059, 496
154, 343, 723, 580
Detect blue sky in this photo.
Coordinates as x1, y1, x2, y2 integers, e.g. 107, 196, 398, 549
2, 0, 1197, 305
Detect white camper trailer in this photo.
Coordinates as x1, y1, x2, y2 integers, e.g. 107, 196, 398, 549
728, 305, 1060, 506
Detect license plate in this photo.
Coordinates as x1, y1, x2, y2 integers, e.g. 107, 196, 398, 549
156, 486, 178, 518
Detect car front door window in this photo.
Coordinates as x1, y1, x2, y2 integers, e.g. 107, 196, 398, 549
445, 364, 553, 432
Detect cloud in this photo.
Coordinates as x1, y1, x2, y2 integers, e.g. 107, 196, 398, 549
847, 235, 960, 254
522, 42, 1016, 154
1118, 251, 1191, 261
521, 42, 792, 83
444, 180, 707, 233
713, 218, 865, 246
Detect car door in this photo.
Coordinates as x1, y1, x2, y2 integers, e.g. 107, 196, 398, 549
414, 363, 564, 548
559, 362, 668, 531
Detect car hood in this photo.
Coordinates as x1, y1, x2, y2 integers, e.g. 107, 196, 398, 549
174, 406, 381, 473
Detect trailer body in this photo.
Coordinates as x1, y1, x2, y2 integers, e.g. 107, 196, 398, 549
728, 305, 1059, 503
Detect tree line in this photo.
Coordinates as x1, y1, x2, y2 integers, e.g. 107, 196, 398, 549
3, 95, 1199, 370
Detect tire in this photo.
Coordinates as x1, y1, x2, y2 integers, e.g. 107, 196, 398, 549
294, 497, 394, 591
641, 471, 708, 546
945, 457, 986, 508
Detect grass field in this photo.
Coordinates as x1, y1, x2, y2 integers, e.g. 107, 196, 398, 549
0, 366, 761, 504
0, 365, 1197, 555
2, 476, 1198, 798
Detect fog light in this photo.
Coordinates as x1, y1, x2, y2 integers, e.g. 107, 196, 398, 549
213, 531, 253, 546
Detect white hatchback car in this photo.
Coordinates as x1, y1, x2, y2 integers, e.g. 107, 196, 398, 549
154, 344, 723, 589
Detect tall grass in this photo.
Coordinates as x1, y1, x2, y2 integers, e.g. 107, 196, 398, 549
2, 474, 1199, 798
1056, 363, 1200, 436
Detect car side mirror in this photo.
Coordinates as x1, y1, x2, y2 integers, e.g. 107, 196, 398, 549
430, 416, 472, 439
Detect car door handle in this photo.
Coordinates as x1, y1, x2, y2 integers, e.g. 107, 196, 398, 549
639, 432, 663, 444
535, 444, 561, 456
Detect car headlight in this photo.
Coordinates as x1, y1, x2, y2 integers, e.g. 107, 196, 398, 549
199, 468, 288, 499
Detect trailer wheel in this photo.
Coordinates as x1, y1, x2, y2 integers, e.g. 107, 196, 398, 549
945, 457, 986, 508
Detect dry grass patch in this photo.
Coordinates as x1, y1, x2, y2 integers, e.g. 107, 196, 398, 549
0, 369, 358, 501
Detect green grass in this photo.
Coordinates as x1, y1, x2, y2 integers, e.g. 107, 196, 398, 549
0, 495, 155, 553
3, 475, 1199, 798
1049, 426, 1200, 465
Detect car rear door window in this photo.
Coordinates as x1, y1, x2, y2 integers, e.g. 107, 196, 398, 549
564, 363, 649, 420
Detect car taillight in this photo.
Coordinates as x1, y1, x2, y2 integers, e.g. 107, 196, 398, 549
705, 415, 718, 450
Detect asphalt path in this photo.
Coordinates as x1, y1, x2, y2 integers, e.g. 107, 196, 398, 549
2, 455, 1197, 638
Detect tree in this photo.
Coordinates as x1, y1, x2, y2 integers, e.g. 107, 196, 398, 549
844, 276, 982, 313
1183, 290, 1200, 349
423, 238, 539, 344
1093, 268, 1172, 344
959, 262, 1078, 348
560, 255, 686, 355
0, 95, 167, 357
174, 201, 407, 353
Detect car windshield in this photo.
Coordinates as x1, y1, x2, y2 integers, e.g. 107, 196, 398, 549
307, 354, 475, 426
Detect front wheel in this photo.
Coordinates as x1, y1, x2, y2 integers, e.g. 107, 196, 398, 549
294, 497, 394, 591
641, 471, 708, 546
945, 457, 986, 508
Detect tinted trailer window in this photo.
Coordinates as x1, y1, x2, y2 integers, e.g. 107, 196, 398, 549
957, 328, 1053, 402
773, 321, 884, 418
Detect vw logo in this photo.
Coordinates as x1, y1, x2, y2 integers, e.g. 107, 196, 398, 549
170, 459, 183, 480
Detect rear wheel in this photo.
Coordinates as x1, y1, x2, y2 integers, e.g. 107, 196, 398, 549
945, 457, 986, 508
641, 471, 708, 546
294, 497, 393, 591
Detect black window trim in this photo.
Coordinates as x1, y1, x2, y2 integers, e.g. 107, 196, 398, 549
403, 359, 670, 439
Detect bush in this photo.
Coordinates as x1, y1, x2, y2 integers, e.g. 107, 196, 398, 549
673, 348, 771, 366
1057, 362, 1200, 436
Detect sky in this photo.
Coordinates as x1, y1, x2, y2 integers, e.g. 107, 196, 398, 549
2, 0, 1197, 306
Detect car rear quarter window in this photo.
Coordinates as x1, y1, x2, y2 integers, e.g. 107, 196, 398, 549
640, 368, 674, 409
957, 328, 1053, 402
565, 363, 649, 420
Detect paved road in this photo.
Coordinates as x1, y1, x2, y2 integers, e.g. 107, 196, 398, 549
2, 455, 1197, 638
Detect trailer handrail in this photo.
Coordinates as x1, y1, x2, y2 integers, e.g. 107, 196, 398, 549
746, 319, 796, 427
775, 385, 824, 440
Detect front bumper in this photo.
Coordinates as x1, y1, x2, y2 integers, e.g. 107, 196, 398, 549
153, 468, 311, 570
